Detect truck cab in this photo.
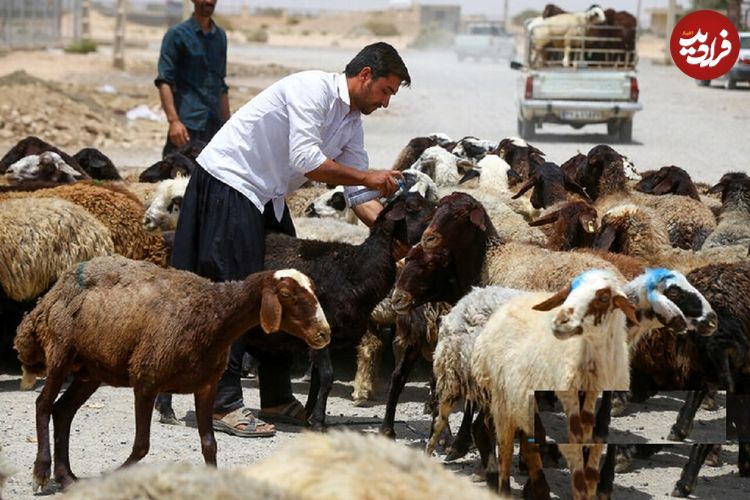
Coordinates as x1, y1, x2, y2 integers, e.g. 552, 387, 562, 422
511, 20, 642, 142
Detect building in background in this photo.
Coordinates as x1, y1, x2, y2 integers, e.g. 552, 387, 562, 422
419, 4, 461, 33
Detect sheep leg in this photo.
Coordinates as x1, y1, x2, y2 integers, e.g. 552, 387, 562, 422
52, 377, 101, 488
557, 390, 584, 443
379, 343, 420, 439
596, 444, 617, 499
520, 440, 551, 500
471, 410, 497, 489
580, 391, 599, 443
306, 346, 333, 431
33, 369, 67, 492
558, 444, 587, 500
671, 443, 712, 497
593, 391, 612, 443
583, 444, 605, 498
425, 396, 455, 454
121, 388, 158, 467
669, 389, 708, 441
494, 420, 515, 496
194, 384, 218, 466
352, 329, 384, 405
445, 402, 475, 461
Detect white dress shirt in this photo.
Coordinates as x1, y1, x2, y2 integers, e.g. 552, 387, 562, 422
197, 70, 369, 221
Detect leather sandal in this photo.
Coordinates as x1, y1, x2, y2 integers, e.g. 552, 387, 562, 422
212, 407, 275, 437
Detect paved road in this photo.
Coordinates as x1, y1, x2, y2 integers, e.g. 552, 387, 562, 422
229, 45, 750, 183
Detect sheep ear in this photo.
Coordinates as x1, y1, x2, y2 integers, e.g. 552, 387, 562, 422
459, 168, 480, 184
511, 176, 537, 199
650, 177, 673, 196
385, 202, 406, 221
707, 182, 725, 195
59, 162, 84, 180
532, 287, 570, 311
528, 210, 560, 227
469, 207, 487, 231
260, 289, 282, 333
563, 176, 591, 201
595, 225, 616, 250
613, 295, 639, 327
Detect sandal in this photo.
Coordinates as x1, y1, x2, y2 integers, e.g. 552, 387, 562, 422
212, 407, 275, 437
258, 399, 308, 426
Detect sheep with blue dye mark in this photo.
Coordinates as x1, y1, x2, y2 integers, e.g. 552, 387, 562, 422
471, 269, 636, 499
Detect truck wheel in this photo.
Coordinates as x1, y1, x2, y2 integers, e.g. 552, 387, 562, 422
725, 78, 736, 90
607, 119, 620, 137
518, 117, 535, 139
697, 79, 711, 87
619, 119, 633, 143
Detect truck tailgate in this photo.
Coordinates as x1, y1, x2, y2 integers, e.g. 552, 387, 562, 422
532, 70, 633, 101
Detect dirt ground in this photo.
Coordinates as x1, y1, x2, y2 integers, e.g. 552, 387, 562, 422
1, 10, 748, 500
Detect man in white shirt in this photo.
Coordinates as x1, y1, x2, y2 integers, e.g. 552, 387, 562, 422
155, 42, 410, 437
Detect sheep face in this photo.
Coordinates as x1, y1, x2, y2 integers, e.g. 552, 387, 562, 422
532, 269, 637, 339
304, 186, 347, 218
268, 269, 331, 350
143, 177, 190, 231
5, 152, 82, 184
392, 244, 455, 313
644, 269, 717, 336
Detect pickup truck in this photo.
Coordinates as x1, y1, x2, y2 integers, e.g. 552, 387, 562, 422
511, 23, 642, 142
454, 22, 515, 62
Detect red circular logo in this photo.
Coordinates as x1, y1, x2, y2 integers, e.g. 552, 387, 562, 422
670, 10, 740, 80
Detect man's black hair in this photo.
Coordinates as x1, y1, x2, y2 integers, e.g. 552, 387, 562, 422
344, 42, 411, 87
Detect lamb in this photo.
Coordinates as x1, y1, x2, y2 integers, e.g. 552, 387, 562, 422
14, 255, 330, 491
634, 165, 700, 200
529, 5, 607, 67
390, 133, 452, 171
0, 182, 170, 267
303, 185, 358, 222
471, 269, 634, 499
410, 145, 466, 186
242, 430, 503, 500
0, 135, 85, 177
138, 152, 197, 183
450, 136, 496, 161
4, 151, 85, 184
702, 174, 750, 249
143, 176, 191, 231
73, 147, 122, 180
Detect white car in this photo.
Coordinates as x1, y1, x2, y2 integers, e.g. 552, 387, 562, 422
697, 31, 750, 89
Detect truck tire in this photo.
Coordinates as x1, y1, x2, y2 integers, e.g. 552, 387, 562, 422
619, 118, 633, 143
697, 80, 711, 87
607, 119, 620, 137
725, 77, 737, 90
518, 116, 535, 139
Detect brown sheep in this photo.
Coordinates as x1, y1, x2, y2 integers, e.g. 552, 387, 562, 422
14, 255, 331, 491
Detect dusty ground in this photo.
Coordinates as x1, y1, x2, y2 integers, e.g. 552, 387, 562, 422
1, 10, 749, 500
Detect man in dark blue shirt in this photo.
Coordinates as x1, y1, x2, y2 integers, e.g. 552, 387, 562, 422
155, 0, 230, 157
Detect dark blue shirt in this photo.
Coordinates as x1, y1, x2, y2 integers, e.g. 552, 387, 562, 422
155, 16, 228, 131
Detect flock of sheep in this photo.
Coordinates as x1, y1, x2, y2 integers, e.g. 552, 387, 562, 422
0, 130, 748, 499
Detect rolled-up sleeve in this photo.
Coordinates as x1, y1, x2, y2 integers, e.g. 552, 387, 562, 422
155, 29, 178, 88
287, 81, 329, 174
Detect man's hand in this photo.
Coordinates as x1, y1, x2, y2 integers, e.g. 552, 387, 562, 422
364, 170, 404, 197
168, 120, 190, 147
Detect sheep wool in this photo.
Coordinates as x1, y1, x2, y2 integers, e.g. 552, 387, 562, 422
0, 197, 115, 302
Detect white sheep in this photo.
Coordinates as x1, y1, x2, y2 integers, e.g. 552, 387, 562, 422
142, 176, 190, 231
293, 217, 369, 245
410, 145, 464, 186
471, 269, 635, 498
241, 430, 504, 500
4, 151, 83, 184
530, 5, 607, 67
303, 185, 359, 223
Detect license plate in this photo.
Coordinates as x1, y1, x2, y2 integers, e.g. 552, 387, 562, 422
560, 110, 602, 120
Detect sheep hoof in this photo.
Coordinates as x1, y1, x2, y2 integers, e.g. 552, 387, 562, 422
351, 397, 370, 407
671, 485, 691, 497
380, 427, 396, 439
667, 428, 688, 442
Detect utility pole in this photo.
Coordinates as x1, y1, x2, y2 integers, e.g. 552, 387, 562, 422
664, 0, 676, 65
113, 0, 127, 69
82, 0, 91, 40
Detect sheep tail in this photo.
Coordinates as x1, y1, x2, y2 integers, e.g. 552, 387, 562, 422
13, 310, 46, 390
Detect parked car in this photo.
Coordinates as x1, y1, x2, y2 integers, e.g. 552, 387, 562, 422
454, 21, 516, 62
697, 31, 750, 89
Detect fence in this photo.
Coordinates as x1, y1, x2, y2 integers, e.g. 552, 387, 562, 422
0, 0, 64, 49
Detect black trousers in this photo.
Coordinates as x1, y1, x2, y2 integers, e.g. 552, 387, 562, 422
162, 117, 222, 158
171, 166, 296, 413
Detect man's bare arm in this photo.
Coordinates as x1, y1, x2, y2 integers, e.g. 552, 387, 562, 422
351, 199, 383, 227
305, 159, 403, 196
157, 82, 190, 146
220, 92, 231, 122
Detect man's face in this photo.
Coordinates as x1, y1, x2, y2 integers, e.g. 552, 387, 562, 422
352, 68, 402, 115
192, 0, 216, 17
